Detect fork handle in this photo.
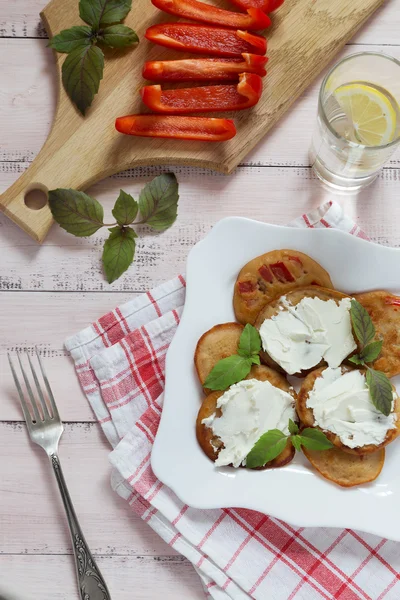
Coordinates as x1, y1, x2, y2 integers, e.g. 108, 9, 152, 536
50, 454, 111, 599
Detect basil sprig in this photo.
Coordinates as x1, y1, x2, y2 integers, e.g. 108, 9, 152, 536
48, 0, 138, 114
349, 299, 393, 416
204, 324, 261, 391
246, 420, 333, 469
49, 173, 179, 283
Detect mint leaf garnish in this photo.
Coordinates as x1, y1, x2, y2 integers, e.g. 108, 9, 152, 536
238, 323, 261, 358
49, 176, 179, 283
79, 0, 132, 28
48, 26, 94, 53
348, 354, 364, 366
288, 419, 299, 435
291, 435, 302, 451
112, 190, 138, 225
360, 340, 383, 364
366, 368, 393, 417
62, 45, 104, 115
48, 189, 104, 236
246, 430, 288, 469
250, 355, 261, 366
138, 173, 179, 231
98, 24, 138, 48
102, 226, 137, 283
298, 428, 333, 450
350, 299, 376, 347
204, 355, 252, 391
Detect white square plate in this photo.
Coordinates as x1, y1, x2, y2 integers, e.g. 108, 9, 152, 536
152, 217, 400, 540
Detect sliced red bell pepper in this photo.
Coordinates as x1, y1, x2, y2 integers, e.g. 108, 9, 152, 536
229, 0, 284, 13
258, 264, 273, 282
115, 114, 236, 141
385, 296, 400, 307
145, 23, 267, 57
141, 73, 263, 113
151, 0, 271, 30
270, 262, 295, 282
142, 54, 268, 82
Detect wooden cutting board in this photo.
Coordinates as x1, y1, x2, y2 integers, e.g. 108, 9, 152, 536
0, 0, 384, 242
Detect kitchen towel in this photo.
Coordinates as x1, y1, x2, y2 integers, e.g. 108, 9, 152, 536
65, 201, 400, 600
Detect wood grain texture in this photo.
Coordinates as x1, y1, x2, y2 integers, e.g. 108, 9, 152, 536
0, 0, 384, 242
1, 3, 400, 598
0, 555, 204, 600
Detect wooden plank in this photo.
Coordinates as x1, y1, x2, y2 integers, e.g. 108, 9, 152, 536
0, 0, 399, 46
0, 292, 137, 421
1, 166, 400, 295
1, 39, 400, 170
0, 554, 204, 599
0, 422, 180, 557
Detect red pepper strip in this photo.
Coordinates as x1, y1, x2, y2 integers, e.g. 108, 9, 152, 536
270, 262, 295, 282
229, 0, 283, 12
115, 114, 236, 141
145, 23, 267, 57
385, 296, 400, 306
288, 255, 302, 266
151, 0, 271, 30
238, 280, 256, 293
258, 264, 273, 282
142, 54, 268, 82
141, 73, 263, 113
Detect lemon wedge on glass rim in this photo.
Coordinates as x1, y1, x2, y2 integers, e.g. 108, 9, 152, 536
333, 83, 399, 146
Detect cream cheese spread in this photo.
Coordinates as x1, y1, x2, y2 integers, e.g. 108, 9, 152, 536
202, 378, 296, 467
259, 296, 356, 374
306, 367, 396, 449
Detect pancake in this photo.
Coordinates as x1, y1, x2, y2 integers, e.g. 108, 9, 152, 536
297, 365, 400, 455
254, 286, 351, 375
302, 446, 385, 487
354, 290, 400, 377
194, 323, 244, 394
196, 364, 296, 468
234, 249, 333, 325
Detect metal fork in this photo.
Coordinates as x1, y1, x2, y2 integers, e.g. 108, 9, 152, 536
8, 350, 111, 600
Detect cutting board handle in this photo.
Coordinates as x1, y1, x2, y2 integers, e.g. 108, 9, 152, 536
0, 145, 56, 243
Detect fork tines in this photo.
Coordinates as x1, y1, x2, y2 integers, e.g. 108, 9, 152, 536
8, 349, 59, 424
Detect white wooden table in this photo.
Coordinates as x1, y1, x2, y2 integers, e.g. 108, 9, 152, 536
1, 2, 400, 598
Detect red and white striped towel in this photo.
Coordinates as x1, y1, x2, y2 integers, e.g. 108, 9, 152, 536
65, 201, 400, 600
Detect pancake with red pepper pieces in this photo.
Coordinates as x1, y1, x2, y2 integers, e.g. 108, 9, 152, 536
233, 250, 333, 325
354, 291, 400, 378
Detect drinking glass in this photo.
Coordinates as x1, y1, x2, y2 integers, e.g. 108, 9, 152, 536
310, 52, 400, 191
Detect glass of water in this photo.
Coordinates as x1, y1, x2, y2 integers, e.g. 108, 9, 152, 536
310, 52, 400, 191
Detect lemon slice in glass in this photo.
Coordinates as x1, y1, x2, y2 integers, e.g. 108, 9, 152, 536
334, 83, 398, 146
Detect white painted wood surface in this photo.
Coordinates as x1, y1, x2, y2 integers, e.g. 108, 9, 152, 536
1, 0, 400, 597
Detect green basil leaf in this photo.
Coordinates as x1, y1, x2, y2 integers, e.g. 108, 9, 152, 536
79, 0, 132, 28
112, 190, 138, 225
291, 435, 302, 452
246, 430, 288, 469
250, 355, 261, 366
298, 428, 333, 450
288, 419, 299, 435
360, 340, 383, 364
366, 368, 393, 416
62, 45, 104, 115
204, 355, 252, 391
98, 24, 138, 48
102, 226, 137, 283
348, 354, 365, 366
350, 299, 375, 347
138, 173, 179, 231
48, 189, 104, 236
48, 26, 94, 53
237, 324, 261, 358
